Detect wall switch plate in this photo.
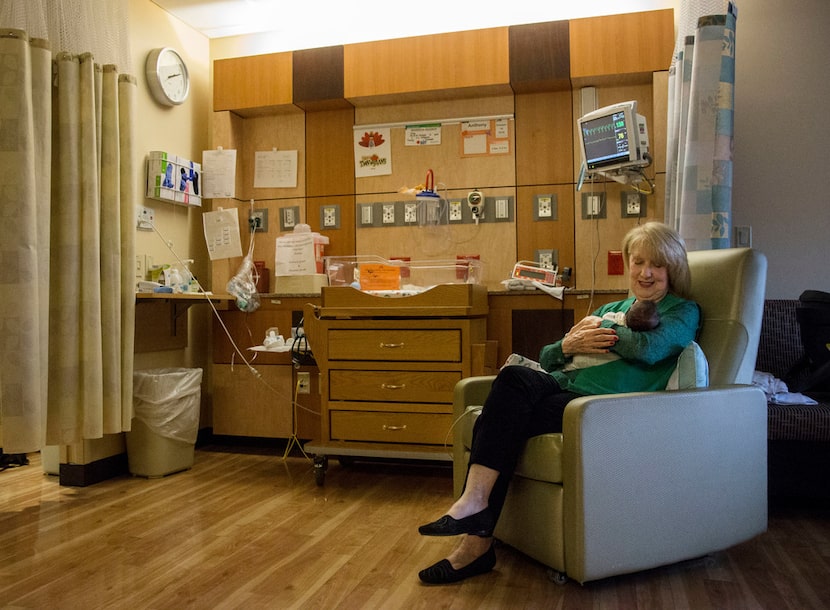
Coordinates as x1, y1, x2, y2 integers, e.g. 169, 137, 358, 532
735, 225, 752, 247
487, 196, 513, 222
135, 254, 146, 281
279, 206, 299, 232
250, 208, 269, 232
359, 204, 374, 226
321, 204, 340, 229
581, 193, 606, 219
534, 194, 557, 221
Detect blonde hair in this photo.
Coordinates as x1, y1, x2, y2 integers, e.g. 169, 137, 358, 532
621, 222, 691, 299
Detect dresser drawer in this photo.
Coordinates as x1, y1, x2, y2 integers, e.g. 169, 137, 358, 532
329, 370, 461, 403
330, 411, 453, 445
328, 329, 461, 362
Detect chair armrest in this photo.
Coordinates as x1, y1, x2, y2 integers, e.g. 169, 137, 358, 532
561, 384, 768, 583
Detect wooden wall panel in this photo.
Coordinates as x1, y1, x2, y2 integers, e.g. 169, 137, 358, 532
569, 10, 674, 82
305, 109, 355, 198
344, 28, 512, 102
214, 53, 294, 112
515, 90, 573, 185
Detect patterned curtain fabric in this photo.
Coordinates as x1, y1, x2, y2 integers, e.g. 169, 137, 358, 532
0, 29, 135, 453
666, 1, 738, 250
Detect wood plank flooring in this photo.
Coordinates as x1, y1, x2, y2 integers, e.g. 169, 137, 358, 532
1, 444, 829, 609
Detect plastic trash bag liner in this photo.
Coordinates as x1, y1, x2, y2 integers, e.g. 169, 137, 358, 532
132, 368, 203, 444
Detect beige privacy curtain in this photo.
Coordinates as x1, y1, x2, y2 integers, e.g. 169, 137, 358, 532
0, 29, 135, 453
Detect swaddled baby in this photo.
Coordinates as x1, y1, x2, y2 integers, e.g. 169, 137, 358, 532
562, 300, 659, 371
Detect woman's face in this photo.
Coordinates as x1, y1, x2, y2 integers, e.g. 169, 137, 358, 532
628, 247, 670, 302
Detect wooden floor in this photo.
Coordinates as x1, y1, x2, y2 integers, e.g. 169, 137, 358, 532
2, 444, 830, 610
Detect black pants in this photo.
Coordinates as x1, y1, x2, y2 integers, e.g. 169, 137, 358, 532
467, 365, 580, 521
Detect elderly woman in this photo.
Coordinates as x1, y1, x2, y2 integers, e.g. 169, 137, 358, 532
417, 222, 701, 584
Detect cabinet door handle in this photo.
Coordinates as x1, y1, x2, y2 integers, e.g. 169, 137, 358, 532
383, 424, 407, 431
379, 342, 405, 349
380, 383, 406, 390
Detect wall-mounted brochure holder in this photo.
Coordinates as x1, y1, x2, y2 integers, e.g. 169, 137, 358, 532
146, 151, 202, 207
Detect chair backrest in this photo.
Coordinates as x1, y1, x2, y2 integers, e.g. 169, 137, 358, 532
686, 248, 767, 385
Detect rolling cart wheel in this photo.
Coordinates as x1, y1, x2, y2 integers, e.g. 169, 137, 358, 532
313, 455, 328, 486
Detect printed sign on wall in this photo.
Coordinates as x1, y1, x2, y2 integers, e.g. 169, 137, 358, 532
354, 127, 392, 177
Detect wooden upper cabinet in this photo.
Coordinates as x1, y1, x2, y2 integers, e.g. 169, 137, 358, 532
214, 52, 294, 113
509, 21, 570, 93
343, 28, 512, 103
569, 9, 674, 82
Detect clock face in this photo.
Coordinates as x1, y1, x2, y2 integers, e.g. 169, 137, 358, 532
146, 48, 189, 106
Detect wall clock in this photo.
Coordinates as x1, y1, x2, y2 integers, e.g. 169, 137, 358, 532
145, 47, 190, 106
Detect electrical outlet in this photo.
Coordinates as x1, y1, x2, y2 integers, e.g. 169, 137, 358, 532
250, 208, 269, 232
297, 371, 311, 394
137, 206, 154, 230
360, 204, 373, 226
535, 249, 558, 269
404, 202, 418, 223
449, 200, 463, 222
382, 203, 396, 224
620, 191, 645, 218
534, 194, 557, 221
321, 205, 340, 229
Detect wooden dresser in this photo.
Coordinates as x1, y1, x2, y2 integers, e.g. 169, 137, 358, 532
303, 284, 493, 484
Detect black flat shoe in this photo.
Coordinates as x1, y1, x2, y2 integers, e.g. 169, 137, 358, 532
418, 507, 495, 537
418, 543, 496, 585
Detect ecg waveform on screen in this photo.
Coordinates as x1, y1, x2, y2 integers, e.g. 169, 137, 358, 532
582, 123, 615, 137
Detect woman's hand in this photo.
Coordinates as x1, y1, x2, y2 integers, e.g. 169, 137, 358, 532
562, 316, 618, 356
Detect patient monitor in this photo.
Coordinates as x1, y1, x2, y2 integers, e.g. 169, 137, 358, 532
577, 100, 651, 187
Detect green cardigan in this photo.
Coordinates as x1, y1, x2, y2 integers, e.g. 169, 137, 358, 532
539, 293, 701, 395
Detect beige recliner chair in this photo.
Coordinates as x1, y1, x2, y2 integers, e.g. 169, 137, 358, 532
453, 247, 768, 584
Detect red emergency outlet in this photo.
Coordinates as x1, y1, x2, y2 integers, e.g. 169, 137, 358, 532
608, 250, 624, 275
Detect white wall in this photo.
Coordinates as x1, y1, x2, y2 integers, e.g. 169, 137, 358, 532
732, 0, 830, 298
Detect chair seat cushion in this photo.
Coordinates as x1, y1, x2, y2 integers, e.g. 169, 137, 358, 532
515, 433, 564, 483
461, 406, 564, 484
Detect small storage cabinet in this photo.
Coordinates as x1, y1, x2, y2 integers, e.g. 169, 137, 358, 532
303, 284, 492, 484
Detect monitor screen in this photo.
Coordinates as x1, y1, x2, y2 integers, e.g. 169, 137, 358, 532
580, 108, 635, 170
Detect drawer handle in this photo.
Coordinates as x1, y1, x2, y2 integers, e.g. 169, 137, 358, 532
379, 342, 405, 349
383, 424, 407, 431
380, 383, 406, 390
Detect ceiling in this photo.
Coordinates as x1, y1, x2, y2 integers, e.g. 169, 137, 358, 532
151, 0, 675, 52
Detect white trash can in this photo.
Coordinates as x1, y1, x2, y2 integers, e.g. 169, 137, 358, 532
126, 368, 203, 477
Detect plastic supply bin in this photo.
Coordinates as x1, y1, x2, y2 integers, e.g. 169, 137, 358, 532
126, 368, 203, 477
